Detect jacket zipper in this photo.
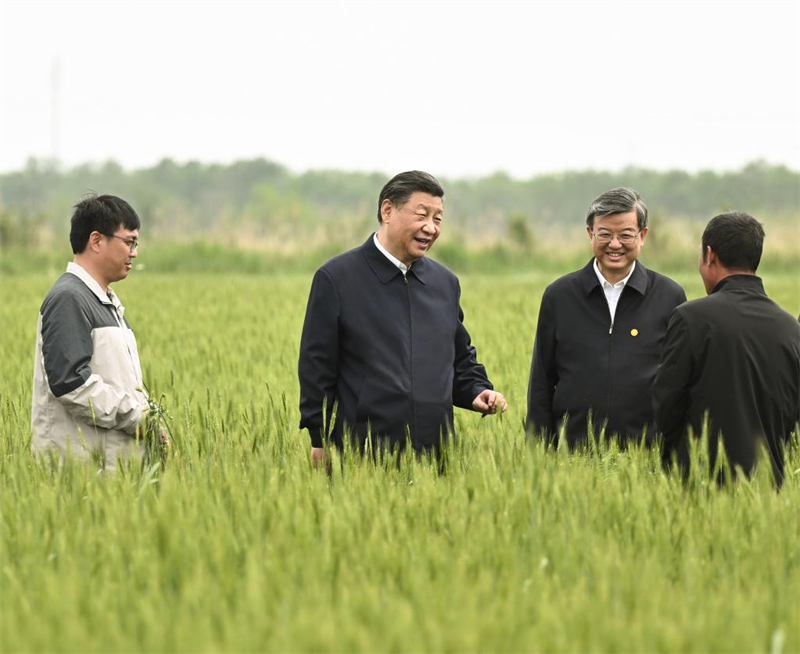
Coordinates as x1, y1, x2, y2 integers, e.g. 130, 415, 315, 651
404, 274, 417, 446
108, 300, 144, 392
604, 294, 614, 424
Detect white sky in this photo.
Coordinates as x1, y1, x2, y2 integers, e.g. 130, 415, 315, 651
1, 0, 798, 177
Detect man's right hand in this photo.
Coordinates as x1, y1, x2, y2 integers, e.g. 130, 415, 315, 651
311, 447, 326, 467
311, 447, 333, 475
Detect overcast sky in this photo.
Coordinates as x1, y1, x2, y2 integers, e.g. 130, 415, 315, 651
1, 1, 798, 178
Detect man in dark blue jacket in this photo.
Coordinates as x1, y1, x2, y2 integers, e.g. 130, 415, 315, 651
299, 171, 507, 464
526, 188, 686, 447
653, 212, 800, 484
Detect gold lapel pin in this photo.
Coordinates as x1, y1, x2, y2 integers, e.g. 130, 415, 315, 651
631, 328, 639, 337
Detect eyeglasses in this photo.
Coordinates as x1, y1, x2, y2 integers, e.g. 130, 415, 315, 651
106, 234, 139, 252
592, 230, 640, 245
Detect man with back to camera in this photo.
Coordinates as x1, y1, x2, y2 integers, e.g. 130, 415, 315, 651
526, 187, 686, 447
32, 194, 151, 470
298, 170, 508, 463
653, 212, 800, 485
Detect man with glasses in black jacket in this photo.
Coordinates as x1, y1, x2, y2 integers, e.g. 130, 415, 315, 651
526, 187, 686, 448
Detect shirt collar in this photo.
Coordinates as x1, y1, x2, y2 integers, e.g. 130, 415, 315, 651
362, 235, 427, 285
66, 262, 123, 311
711, 273, 765, 295
593, 258, 636, 289
373, 233, 409, 275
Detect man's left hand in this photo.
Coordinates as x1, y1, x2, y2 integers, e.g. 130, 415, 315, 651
472, 389, 508, 415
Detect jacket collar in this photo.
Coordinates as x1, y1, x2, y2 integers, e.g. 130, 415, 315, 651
66, 262, 124, 312
711, 274, 765, 295
579, 258, 648, 296
361, 235, 427, 285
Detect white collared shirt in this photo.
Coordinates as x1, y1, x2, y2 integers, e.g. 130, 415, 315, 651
67, 261, 125, 324
373, 233, 409, 276
594, 259, 636, 321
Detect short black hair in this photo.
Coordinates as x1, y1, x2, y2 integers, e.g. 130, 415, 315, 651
586, 187, 648, 231
377, 171, 444, 224
702, 211, 765, 272
70, 194, 141, 254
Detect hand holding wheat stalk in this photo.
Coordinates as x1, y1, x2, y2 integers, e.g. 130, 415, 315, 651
140, 384, 173, 468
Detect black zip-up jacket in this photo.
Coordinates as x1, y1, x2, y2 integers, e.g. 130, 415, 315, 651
298, 236, 492, 452
653, 275, 800, 484
526, 259, 686, 447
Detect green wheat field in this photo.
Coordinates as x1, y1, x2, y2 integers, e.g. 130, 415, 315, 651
1, 269, 798, 653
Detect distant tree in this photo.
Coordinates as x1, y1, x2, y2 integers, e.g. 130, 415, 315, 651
0, 159, 797, 245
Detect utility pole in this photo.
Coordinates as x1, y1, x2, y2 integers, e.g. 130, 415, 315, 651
51, 57, 61, 166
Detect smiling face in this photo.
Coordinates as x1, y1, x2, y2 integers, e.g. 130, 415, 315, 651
378, 192, 443, 266
587, 210, 647, 284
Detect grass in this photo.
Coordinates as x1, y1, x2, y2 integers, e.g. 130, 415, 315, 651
2, 211, 798, 279
1, 267, 798, 653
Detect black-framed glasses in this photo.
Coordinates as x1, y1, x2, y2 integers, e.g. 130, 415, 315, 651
592, 230, 640, 245
105, 234, 139, 252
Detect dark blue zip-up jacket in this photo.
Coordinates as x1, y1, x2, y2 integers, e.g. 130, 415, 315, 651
526, 259, 686, 447
298, 236, 492, 452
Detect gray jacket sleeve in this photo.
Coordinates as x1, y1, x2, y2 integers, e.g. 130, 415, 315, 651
40, 291, 146, 434
41, 290, 94, 397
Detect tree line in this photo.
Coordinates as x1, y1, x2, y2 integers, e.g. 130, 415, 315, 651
0, 157, 797, 249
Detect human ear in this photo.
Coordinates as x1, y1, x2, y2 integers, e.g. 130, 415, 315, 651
380, 199, 394, 224
88, 231, 104, 253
